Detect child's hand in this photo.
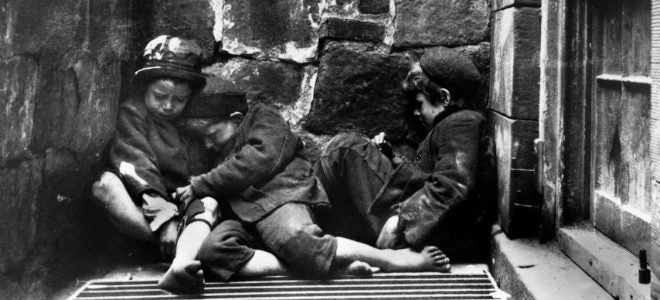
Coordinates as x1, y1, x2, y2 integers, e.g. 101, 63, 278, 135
176, 185, 195, 207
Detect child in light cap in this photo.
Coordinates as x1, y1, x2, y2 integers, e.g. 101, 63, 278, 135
92, 35, 211, 259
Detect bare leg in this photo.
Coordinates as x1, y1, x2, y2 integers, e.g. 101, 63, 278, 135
159, 198, 217, 294
334, 237, 451, 272
92, 172, 152, 241
236, 250, 290, 277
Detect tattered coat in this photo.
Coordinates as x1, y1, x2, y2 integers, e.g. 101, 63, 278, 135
109, 97, 207, 200
369, 108, 496, 248
190, 103, 328, 223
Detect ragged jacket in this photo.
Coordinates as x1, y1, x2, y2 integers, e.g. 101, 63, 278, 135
190, 103, 329, 223
369, 108, 496, 248
109, 97, 208, 200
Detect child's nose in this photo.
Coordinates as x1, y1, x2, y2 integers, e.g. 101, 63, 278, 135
162, 99, 173, 110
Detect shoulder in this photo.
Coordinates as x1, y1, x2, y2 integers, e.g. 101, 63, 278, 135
119, 97, 149, 118
430, 110, 485, 140
443, 109, 485, 124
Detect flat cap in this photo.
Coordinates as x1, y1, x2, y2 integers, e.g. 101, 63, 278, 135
419, 46, 480, 96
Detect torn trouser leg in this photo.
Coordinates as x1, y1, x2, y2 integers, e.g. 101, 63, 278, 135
197, 203, 337, 280
314, 132, 394, 244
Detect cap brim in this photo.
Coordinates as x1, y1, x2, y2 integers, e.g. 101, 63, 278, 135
135, 66, 207, 88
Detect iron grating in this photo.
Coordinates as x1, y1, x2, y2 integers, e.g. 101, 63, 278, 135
69, 272, 509, 300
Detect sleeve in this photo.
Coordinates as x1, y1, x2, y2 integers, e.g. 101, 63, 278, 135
190, 104, 299, 198
109, 103, 169, 200
397, 115, 483, 247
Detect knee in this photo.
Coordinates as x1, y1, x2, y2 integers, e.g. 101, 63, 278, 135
187, 197, 219, 226
92, 172, 123, 203
322, 132, 367, 157
276, 222, 323, 250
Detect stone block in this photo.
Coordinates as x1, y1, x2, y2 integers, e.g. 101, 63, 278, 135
493, 112, 540, 238
490, 7, 541, 119
0, 56, 38, 166
359, 0, 389, 15
152, 0, 216, 54
453, 43, 491, 109
320, 18, 385, 44
30, 52, 120, 161
393, 0, 490, 48
493, 112, 537, 169
222, 0, 322, 63
4, 0, 81, 55
280, 66, 318, 127
204, 58, 302, 107
322, 0, 359, 17
492, 0, 541, 11
0, 158, 43, 275
4, 0, 134, 58
304, 42, 413, 141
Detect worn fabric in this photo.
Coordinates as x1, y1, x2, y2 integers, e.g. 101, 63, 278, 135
316, 109, 496, 260
198, 203, 337, 281
109, 96, 208, 229
190, 103, 329, 223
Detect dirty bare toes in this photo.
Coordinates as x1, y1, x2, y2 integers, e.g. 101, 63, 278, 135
158, 260, 204, 294
422, 246, 451, 272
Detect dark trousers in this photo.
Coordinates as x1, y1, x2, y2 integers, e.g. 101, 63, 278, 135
314, 132, 394, 245
314, 132, 490, 262
197, 202, 337, 281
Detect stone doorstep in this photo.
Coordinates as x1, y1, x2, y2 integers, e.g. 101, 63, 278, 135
557, 223, 654, 300
491, 225, 613, 300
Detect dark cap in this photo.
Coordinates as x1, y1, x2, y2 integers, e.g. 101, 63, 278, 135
419, 46, 480, 97
135, 35, 206, 89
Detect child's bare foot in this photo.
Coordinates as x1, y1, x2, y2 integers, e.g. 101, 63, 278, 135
383, 246, 451, 272
332, 261, 377, 276
158, 260, 204, 294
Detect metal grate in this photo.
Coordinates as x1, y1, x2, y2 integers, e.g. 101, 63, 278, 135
70, 272, 507, 300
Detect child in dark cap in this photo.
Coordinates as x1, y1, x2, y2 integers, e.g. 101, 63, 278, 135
316, 46, 496, 263
92, 35, 211, 259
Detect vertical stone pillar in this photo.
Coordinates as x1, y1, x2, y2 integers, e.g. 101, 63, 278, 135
490, 0, 542, 238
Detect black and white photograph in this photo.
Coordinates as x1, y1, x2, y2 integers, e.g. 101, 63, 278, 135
0, 0, 657, 299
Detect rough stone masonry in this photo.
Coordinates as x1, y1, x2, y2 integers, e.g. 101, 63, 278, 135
0, 0, 490, 298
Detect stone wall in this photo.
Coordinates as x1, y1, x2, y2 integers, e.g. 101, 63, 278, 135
0, 0, 491, 297
0, 0, 151, 298
489, 0, 541, 238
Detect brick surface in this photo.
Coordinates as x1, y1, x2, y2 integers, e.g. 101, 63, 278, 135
152, 0, 216, 54
304, 42, 413, 141
393, 0, 490, 48
492, 0, 541, 11
0, 56, 38, 166
490, 7, 541, 119
0, 158, 43, 275
222, 0, 322, 63
492, 112, 540, 238
204, 58, 303, 107
320, 17, 385, 44
30, 52, 120, 161
359, 0, 389, 15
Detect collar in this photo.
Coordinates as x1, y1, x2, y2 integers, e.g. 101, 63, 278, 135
431, 106, 461, 127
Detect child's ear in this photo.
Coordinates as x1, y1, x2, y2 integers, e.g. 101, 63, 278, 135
229, 111, 244, 123
439, 88, 451, 106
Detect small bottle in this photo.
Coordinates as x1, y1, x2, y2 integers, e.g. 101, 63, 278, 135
639, 249, 651, 284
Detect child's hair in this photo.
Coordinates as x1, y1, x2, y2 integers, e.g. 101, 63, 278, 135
402, 63, 449, 106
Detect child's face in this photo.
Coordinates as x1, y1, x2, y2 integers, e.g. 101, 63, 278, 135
144, 79, 192, 121
412, 93, 445, 129
203, 121, 238, 151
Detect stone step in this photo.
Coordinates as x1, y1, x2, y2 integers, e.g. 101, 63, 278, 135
491, 225, 613, 299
